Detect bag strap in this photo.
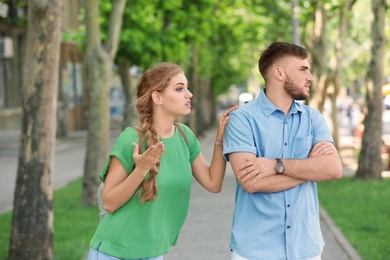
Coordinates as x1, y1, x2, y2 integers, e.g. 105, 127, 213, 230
174, 122, 188, 146
131, 127, 143, 171
134, 127, 143, 154
134, 123, 187, 153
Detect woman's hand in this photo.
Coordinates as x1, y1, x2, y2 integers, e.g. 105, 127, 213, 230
132, 142, 164, 176
215, 106, 238, 141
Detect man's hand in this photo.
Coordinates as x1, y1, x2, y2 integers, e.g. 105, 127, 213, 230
309, 141, 335, 157
238, 157, 276, 186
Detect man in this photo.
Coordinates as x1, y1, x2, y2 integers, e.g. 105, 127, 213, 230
223, 42, 342, 260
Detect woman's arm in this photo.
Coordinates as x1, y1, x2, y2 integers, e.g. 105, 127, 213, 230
102, 142, 164, 213
191, 106, 237, 193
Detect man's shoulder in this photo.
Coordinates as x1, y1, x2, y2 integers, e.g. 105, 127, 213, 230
232, 99, 260, 115
295, 101, 322, 116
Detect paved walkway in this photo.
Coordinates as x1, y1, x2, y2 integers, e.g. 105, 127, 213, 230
0, 120, 366, 259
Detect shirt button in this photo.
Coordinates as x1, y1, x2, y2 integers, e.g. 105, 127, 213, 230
285, 142, 287, 145
287, 204, 290, 207
287, 225, 291, 229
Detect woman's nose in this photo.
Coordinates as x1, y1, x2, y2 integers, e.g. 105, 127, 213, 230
187, 89, 193, 98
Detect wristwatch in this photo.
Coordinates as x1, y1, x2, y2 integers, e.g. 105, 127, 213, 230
274, 158, 285, 174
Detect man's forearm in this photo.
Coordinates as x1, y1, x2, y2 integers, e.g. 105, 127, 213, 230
247, 174, 304, 193
283, 153, 342, 182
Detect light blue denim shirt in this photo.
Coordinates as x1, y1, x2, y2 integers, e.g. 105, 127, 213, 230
223, 88, 333, 260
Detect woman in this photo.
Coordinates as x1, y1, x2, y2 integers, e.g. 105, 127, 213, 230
88, 62, 236, 260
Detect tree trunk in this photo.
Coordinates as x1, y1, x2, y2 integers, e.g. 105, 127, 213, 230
82, 0, 127, 205
307, 1, 328, 112
356, 0, 387, 180
118, 60, 137, 129
8, 1, 62, 259
200, 76, 212, 128
291, 0, 300, 45
189, 45, 200, 135
327, 0, 356, 150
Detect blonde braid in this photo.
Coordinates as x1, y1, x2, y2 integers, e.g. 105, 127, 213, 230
134, 62, 183, 203
138, 120, 160, 203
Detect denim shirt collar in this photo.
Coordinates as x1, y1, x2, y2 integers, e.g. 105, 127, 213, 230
257, 88, 303, 117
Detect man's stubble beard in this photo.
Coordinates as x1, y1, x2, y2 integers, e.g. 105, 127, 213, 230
284, 74, 310, 101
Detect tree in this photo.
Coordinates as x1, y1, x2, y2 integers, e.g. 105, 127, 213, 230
326, 0, 357, 149
8, 0, 62, 259
82, 0, 127, 205
356, 0, 387, 180
304, 0, 329, 112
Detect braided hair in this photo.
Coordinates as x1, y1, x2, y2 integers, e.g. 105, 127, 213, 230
135, 62, 183, 202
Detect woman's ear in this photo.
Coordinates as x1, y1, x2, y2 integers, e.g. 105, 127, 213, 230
151, 91, 162, 105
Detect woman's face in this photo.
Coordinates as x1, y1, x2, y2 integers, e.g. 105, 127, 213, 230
157, 72, 193, 117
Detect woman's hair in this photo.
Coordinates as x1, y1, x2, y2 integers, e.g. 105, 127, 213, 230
258, 42, 308, 82
136, 62, 183, 203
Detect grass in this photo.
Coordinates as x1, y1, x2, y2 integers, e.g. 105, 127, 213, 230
0, 178, 99, 260
1, 176, 390, 259
318, 176, 390, 260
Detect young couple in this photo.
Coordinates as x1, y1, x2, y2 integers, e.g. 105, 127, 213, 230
88, 42, 342, 260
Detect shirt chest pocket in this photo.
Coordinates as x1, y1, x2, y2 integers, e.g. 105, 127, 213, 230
292, 136, 313, 159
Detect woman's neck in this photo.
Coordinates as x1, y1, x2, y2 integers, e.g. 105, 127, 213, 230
152, 114, 176, 138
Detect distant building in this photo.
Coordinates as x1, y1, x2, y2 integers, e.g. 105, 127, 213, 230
0, 1, 87, 135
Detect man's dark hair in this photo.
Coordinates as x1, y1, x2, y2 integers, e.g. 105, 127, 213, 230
258, 42, 308, 82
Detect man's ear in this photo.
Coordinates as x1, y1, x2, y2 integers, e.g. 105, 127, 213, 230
151, 91, 162, 105
272, 66, 284, 81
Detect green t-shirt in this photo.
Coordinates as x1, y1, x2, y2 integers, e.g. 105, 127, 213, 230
89, 123, 201, 258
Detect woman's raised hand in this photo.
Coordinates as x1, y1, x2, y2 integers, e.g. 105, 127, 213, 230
215, 106, 238, 141
132, 142, 164, 175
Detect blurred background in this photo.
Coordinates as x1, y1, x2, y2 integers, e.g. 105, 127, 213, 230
1, 0, 390, 259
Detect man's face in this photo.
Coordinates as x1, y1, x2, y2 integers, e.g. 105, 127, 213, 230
282, 57, 313, 100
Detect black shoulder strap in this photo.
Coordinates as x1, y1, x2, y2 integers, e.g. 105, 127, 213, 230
174, 122, 188, 146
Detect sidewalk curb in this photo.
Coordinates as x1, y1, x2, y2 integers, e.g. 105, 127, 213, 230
319, 206, 362, 260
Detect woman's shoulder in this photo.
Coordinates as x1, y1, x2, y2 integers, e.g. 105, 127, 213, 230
174, 122, 199, 145
174, 122, 194, 136
115, 127, 142, 143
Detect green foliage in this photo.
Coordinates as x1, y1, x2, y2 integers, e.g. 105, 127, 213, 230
62, 28, 86, 46
0, 0, 28, 27
61, 7, 85, 47
0, 211, 11, 259
0, 179, 98, 260
318, 177, 390, 260
85, 0, 390, 98
110, 0, 293, 95
53, 179, 98, 259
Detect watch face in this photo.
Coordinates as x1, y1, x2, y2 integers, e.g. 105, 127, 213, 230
275, 163, 284, 173
275, 159, 285, 174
